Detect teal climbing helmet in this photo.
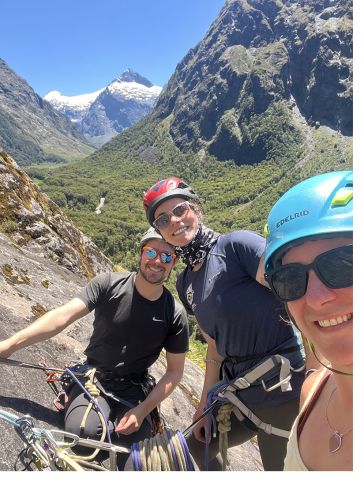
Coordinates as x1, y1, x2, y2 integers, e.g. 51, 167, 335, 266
264, 170, 353, 271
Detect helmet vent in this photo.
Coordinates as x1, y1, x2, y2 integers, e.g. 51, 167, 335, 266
331, 187, 353, 207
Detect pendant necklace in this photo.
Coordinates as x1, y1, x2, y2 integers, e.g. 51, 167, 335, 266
325, 387, 352, 453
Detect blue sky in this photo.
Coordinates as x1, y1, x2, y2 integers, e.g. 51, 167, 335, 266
2, 0, 226, 97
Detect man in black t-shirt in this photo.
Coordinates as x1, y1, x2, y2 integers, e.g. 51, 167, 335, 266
0, 228, 189, 466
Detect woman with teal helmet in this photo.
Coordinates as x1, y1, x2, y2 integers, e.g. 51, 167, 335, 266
264, 171, 353, 471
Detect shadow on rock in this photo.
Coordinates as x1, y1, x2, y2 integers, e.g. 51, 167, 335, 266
0, 395, 62, 427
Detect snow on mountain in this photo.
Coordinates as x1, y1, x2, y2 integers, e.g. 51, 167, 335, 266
44, 89, 104, 122
45, 89, 104, 110
44, 69, 162, 145
107, 81, 162, 106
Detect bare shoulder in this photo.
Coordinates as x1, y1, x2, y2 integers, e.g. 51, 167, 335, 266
299, 368, 325, 408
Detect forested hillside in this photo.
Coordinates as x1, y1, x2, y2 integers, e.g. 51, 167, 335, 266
27, 114, 351, 272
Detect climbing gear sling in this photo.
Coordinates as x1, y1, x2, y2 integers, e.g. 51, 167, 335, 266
202, 354, 305, 470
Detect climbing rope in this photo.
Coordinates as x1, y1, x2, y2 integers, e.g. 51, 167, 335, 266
203, 381, 231, 470
61, 367, 112, 464
1, 360, 197, 471
131, 430, 195, 471
217, 403, 233, 471
68, 368, 107, 462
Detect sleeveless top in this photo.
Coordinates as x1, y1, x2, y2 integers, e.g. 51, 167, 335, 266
284, 368, 331, 470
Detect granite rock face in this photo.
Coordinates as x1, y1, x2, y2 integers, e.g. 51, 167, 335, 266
0, 151, 111, 278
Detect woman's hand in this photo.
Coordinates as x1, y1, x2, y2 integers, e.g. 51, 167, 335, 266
115, 404, 146, 435
192, 405, 208, 443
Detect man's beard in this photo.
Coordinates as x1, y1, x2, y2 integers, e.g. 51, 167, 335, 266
139, 261, 171, 285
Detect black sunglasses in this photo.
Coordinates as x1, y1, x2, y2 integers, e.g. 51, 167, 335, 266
265, 245, 353, 302
153, 201, 190, 230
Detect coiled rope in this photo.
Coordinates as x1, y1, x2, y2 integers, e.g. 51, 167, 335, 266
131, 430, 195, 471
63, 367, 112, 463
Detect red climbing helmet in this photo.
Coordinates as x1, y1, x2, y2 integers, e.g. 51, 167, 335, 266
143, 177, 198, 225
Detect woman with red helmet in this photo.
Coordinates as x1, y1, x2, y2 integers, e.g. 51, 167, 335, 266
143, 177, 306, 471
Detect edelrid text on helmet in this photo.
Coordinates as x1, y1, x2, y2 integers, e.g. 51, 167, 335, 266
264, 170, 353, 271
275, 210, 310, 229
143, 177, 198, 226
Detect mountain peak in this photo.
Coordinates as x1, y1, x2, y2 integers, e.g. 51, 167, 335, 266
115, 68, 153, 87
45, 68, 162, 147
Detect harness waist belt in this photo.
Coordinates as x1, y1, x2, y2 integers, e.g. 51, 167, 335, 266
227, 344, 301, 364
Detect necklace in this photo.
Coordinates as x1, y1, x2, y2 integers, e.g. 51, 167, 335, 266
325, 387, 353, 453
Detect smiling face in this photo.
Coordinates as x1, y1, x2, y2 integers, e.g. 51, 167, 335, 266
154, 197, 200, 247
283, 236, 353, 373
139, 238, 175, 284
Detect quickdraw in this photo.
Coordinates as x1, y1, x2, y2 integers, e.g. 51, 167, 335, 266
0, 408, 196, 471
0, 408, 129, 471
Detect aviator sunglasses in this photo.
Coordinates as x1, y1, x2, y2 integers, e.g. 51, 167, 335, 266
153, 201, 190, 230
265, 244, 353, 302
142, 246, 176, 264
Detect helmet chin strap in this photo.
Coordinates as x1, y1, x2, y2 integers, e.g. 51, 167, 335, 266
285, 306, 353, 377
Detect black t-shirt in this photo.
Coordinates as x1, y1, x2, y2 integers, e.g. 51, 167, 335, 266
78, 271, 189, 376
177, 230, 305, 407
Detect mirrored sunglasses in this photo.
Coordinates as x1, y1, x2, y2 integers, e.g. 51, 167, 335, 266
265, 244, 353, 302
142, 246, 176, 264
153, 201, 190, 230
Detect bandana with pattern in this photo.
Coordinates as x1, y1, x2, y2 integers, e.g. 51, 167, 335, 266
174, 225, 219, 269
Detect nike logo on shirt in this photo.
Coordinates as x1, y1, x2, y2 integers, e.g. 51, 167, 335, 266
152, 317, 164, 322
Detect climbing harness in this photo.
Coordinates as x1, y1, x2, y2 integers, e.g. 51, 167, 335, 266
0, 358, 195, 471
55, 364, 163, 462
201, 354, 305, 470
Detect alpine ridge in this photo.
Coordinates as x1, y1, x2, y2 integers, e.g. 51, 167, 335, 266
153, 0, 352, 164
0, 58, 94, 166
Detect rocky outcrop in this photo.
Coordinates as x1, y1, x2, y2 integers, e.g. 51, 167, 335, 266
0, 151, 111, 278
153, 0, 352, 164
0, 59, 94, 166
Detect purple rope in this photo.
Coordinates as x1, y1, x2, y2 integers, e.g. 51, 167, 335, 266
165, 429, 179, 470
131, 442, 142, 471
64, 368, 112, 445
131, 431, 195, 471
177, 431, 195, 471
